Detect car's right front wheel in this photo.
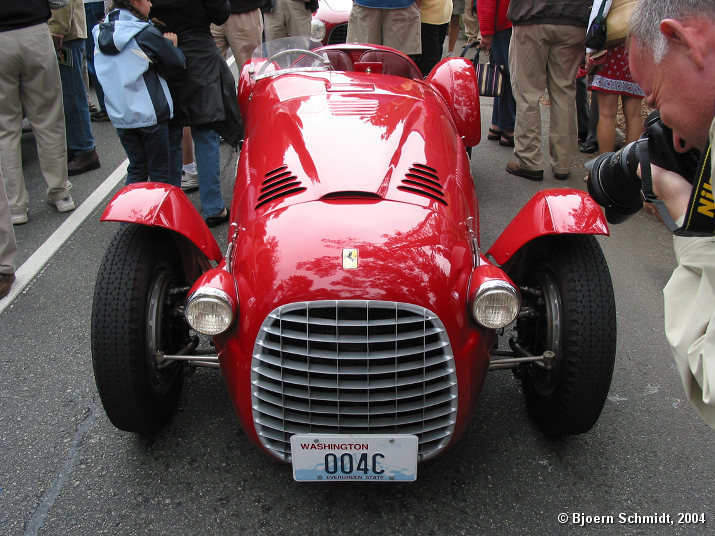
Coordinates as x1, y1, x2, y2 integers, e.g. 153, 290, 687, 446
507, 234, 617, 437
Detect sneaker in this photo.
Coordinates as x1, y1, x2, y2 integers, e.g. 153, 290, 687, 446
11, 211, 28, 225
68, 150, 100, 175
181, 163, 199, 191
22, 117, 32, 132
0, 273, 15, 300
51, 195, 76, 213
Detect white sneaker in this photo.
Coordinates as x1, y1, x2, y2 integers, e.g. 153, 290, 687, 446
11, 211, 28, 225
181, 163, 199, 191
22, 117, 32, 132
52, 195, 76, 213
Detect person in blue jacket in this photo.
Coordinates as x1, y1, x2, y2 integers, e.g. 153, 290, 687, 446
94, 0, 186, 186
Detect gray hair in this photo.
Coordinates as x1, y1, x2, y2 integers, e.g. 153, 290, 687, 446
629, 0, 715, 63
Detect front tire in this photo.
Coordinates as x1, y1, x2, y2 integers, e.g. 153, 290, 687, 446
507, 235, 616, 436
91, 225, 189, 434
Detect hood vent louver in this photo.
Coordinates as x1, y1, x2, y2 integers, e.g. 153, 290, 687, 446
398, 164, 447, 205
256, 165, 307, 210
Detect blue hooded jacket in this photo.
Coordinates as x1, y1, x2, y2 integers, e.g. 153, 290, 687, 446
94, 9, 186, 129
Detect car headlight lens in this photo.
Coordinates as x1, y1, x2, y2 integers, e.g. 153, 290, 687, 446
185, 288, 234, 335
311, 19, 326, 42
471, 281, 520, 329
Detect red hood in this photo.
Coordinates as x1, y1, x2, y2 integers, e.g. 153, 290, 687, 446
235, 72, 473, 225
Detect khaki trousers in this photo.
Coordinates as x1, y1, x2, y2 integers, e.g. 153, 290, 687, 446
508, 24, 585, 174
0, 165, 18, 275
211, 9, 264, 74
0, 23, 70, 215
346, 4, 422, 56
263, 0, 312, 41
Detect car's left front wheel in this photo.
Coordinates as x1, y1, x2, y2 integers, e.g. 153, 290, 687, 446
91, 224, 189, 434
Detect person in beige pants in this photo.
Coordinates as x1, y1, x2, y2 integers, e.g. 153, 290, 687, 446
211, 0, 264, 74
0, 11, 74, 225
504, 0, 589, 182
0, 163, 18, 299
263, 0, 312, 40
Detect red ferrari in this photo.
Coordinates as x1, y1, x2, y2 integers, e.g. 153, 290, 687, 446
92, 38, 616, 482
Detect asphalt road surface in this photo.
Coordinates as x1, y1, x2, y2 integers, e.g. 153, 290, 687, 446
1, 78, 713, 536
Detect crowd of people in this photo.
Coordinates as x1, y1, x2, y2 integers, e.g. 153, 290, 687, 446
0, 0, 712, 430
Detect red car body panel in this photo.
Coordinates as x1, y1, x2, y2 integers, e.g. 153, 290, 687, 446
100, 182, 223, 262
425, 57, 481, 147
487, 189, 610, 265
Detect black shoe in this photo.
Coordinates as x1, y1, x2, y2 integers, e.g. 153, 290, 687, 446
506, 161, 543, 181
554, 171, 570, 180
68, 150, 101, 175
579, 140, 598, 154
90, 110, 110, 122
205, 208, 230, 228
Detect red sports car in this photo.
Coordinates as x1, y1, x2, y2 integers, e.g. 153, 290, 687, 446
92, 38, 616, 482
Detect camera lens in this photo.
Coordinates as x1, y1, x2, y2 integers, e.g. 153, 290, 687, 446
586, 141, 644, 223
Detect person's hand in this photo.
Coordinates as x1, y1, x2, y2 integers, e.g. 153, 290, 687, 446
164, 32, 178, 47
640, 163, 692, 223
51, 33, 63, 51
585, 49, 607, 72
479, 35, 493, 52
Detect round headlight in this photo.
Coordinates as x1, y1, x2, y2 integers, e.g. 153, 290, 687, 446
185, 288, 234, 335
471, 281, 520, 329
311, 19, 326, 42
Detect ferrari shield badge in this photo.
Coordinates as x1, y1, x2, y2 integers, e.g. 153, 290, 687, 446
342, 248, 358, 269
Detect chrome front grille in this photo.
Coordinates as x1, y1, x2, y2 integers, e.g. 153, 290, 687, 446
251, 300, 458, 462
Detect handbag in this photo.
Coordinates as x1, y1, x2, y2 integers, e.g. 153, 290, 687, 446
604, 0, 637, 48
460, 43, 506, 98
585, 0, 608, 49
476, 51, 506, 98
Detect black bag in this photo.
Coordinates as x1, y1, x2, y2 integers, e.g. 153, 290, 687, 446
461, 42, 506, 98
585, 1, 608, 49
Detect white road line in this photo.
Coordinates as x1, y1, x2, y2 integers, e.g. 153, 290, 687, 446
0, 160, 128, 315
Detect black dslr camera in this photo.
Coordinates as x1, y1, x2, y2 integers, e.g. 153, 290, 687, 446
586, 110, 711, 234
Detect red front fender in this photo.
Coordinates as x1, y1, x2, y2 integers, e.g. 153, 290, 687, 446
487, 188, 609, 265
101, 183, 223, 263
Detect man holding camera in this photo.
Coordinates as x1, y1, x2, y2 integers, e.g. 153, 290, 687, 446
628, 0, 715, 429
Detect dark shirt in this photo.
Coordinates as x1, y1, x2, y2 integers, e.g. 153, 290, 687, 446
0, 0, 52, 32
229, 0, 264, 14
149, 0, 230, 35
507, 0, 590, 28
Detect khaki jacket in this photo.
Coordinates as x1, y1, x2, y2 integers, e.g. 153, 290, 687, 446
48, 0, 87, 40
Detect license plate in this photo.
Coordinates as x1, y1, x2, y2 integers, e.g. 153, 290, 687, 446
290, 434, 418, 482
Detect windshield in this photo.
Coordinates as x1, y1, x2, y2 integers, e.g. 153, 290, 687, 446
251, 37, 331, 79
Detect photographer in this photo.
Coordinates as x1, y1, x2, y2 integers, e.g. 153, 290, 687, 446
627, 0, 715, 429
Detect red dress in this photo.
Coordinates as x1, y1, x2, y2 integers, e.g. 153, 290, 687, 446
588, 43, 645, 98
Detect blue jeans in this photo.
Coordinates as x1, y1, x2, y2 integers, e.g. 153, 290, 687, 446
490, 28, 516, 133
117, 122, 179, 187
84, 1, 106, 111
58, 38, 95, 157
169, 123, 225, 218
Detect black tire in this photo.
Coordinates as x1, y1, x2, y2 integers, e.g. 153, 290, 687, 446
91, 225, 188, 434
507, 235, 616, 437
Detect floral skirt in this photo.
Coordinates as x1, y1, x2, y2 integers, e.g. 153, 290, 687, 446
588, 43, 645, 98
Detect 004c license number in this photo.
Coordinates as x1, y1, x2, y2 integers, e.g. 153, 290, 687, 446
324, 452, 384, 475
